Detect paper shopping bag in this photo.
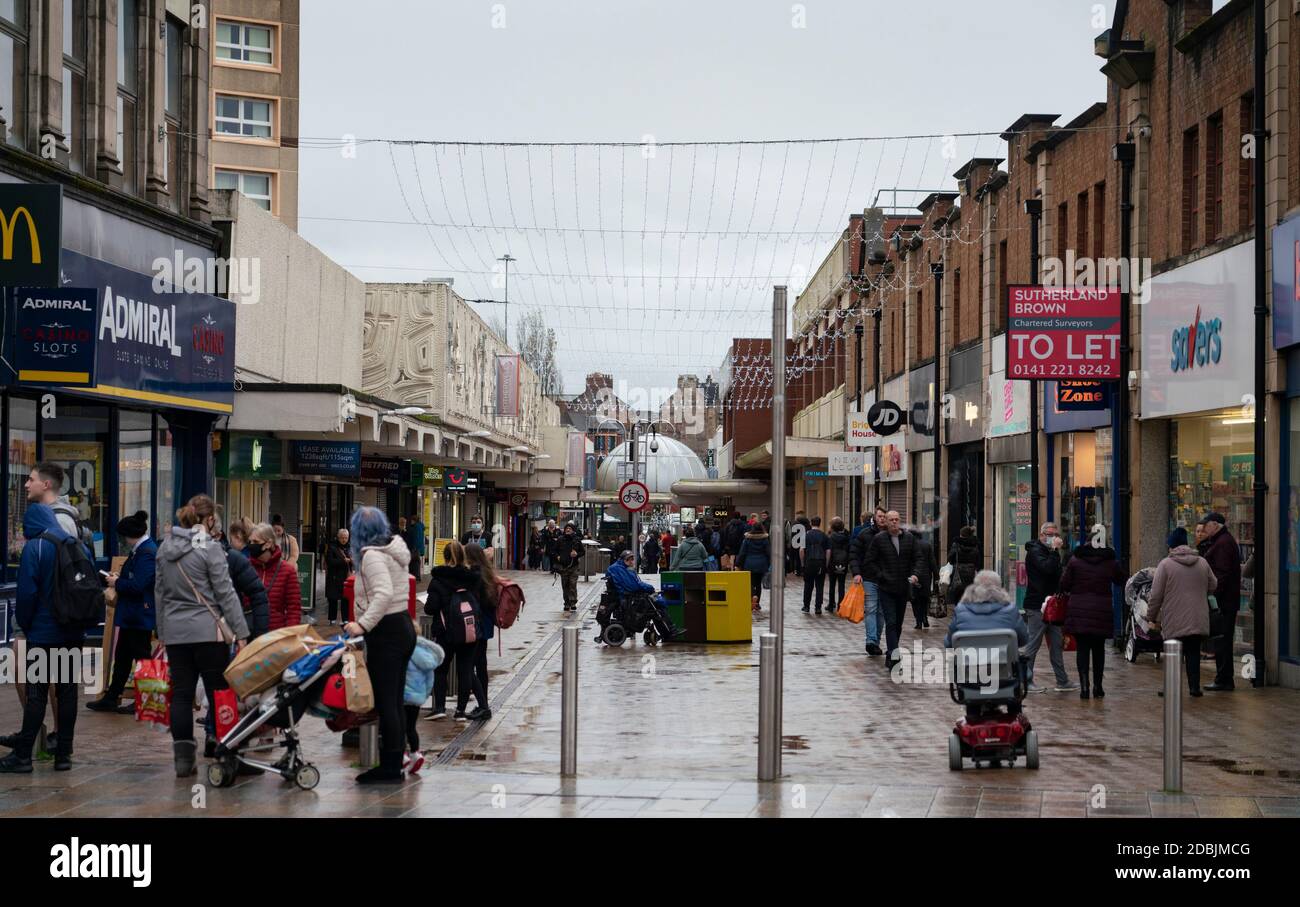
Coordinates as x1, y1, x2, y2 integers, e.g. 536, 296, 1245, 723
343, 648, 375, 713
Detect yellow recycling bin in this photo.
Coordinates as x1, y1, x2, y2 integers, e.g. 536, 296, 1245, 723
704, 571, 753, 643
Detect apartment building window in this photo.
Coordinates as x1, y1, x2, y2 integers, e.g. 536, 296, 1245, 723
62, 0, 88, 173
1239, 96, 1254, 229
117, 0, 138, 192
1183, 126, 1200, 252
0, 0, 25, 149
215, 168, 273, 211
1056, 202, 1068, 261
1076, 190, 1089, 268
216, 19, 274, 66
164, 15, 185, 211
1206, 112, 1223, 243
1092, 182, 1105, 261
952, 269, 962, 345
215, 94, 274, 139
995, 239, 1008, 334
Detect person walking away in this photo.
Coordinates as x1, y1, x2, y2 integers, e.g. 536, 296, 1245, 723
154, 495, 249, 777
342, 507, 418, 783
224, 518, 270, 640
946, 526, 981, 606
463, 543, 498, 719
424, 540, 489, 722
1060, 541, 1125, 699
1148, 527, 1214, 698
863, 511, 924, 669
826, 518, 851, 613
324, 528, 353, 626
944, 570, 1030, 720
642, 531, 661, 575
0, 503, 89, 773
1197, 512, 1242, 691
270, 514, 300, 567
721, 513, 746, 571
249, 523, 301, 631
788, 512, 809, 577
1021, 522, 1075, 693
87, 511, 155, 715
550, 523, 582, 612
910, 529, 937, 630
527, 528, 544, 570
849, 512, 887, 656
669, 525, 709, 571
407, 513, 426, 582
801, 517, 829, 614
737, 522, 771, 612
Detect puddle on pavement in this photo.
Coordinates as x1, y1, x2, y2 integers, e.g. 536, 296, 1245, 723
1185, 754, 1300, 780
782, 735, 809, 751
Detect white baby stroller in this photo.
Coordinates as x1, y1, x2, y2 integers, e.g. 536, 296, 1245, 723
1121, 567, 1164, 663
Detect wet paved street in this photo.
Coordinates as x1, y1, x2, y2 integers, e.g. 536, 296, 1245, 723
2, 569, 1299, 818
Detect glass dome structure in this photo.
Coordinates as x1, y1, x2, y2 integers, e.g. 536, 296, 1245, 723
595, 435, 708, 494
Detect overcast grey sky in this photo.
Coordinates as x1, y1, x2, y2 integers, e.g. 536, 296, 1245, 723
299, 0, 1110, 404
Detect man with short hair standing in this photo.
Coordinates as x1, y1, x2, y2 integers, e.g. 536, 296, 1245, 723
1021, 522, 1077, 693
862, 511, 924, 669
1198, 512, 1242, 691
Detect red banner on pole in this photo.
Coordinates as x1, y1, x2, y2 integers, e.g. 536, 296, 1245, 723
1006, 285, 1121, 379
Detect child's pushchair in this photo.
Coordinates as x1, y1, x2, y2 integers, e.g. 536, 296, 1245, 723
947, 628, 1039, 771
594, 579, 676, 647
1121, 567, 1164, 663
206, 637, 357, 791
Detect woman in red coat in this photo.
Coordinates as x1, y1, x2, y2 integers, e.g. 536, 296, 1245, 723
250, 523, 301, 630
1060, 543, 1125, 700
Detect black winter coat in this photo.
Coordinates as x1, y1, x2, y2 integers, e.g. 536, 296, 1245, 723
827, 530, 852, 575
423, 564, 487, 644
549, 532, 582, 570
865, 530, 925, 598
1022, 539, 1063, 611
227, 548, 270, 638
722, 518, 747, 555
1199, 529, 1242, 611
1060, 545, 1124, 638
324, 539, 352, 600
946, 535, 982, 602
911, 532, 938, 603
848, 525, 880, 582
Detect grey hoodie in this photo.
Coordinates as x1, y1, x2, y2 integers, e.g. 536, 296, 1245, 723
51, 496, 94, 549
154, 526, 249, 645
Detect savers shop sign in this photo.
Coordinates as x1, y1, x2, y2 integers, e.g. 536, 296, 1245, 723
1007, 286, 1120, 380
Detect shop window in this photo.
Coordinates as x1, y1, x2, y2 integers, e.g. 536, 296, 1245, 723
1168, 410, 1254, 553
996, 464, 1033, 607
41, 404, 109, 559
1286, 398, 1300, 660
118, 411, 152, 539
5, 397, 36, 580
157, 414, 176, 538
0, 9, 27, 150
914, 450, 935, 528
1055, 430, 1108, 550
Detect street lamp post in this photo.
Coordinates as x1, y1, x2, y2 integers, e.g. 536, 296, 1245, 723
1023, 198, 1043, 529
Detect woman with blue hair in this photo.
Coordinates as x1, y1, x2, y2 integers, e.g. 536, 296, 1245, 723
343, 507, 416, 784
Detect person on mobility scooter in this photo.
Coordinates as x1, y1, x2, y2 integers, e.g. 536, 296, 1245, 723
597, 550, 685, 647
944, 570, 1040, 771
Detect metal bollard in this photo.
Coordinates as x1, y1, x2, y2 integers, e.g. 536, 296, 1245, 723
561, 625, 578, 776
359, 722, 379, 769
1162, 639, 1183, 792
758, 633, 778, 781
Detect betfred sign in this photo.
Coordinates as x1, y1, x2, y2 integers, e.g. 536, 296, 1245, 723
1006, 286, 1121, 380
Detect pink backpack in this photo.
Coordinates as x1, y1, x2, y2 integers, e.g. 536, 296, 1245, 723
495, 578, 526, 629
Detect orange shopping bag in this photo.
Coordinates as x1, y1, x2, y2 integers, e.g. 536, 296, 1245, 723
837, 583, 865, 624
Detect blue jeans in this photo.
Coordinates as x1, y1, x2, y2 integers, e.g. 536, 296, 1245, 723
862, 581, 883, 646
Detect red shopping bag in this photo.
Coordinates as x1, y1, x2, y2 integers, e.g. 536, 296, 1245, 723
133, 654, 172, 728
1043, 593, 1069, 625
1061, 632, 1077, 652
213, 688, 240, 739
321, 673, 347, 711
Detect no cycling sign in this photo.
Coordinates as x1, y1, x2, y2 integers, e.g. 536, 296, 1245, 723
1006, 285, 1121, 380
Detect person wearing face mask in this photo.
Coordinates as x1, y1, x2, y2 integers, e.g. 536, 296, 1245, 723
1021, 522, 1076, 693
461, 517, 489, 548
223, 517, 270, 640
248, 523, 302, 631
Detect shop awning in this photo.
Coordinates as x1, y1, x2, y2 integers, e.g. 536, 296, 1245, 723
733, 436, 846, 471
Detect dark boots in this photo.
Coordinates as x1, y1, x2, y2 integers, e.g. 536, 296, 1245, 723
356, 750, 404, 785
1079, 676, 1090, 700
173, 740, 197, 778
1093, 673, 1105, 699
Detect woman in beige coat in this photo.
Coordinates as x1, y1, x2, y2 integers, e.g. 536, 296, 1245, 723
1147, 528, 1216, 697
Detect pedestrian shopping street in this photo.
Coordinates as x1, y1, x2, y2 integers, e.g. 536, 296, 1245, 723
1, 570, 1297, 819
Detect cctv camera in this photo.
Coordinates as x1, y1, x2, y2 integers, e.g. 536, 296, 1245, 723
649, 439, 659, 453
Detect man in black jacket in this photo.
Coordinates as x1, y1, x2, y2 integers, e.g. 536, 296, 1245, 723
863, 511, 924, 668
721, 513, 746, 570
549, 522, 583, 611
849, 511, 887, 654
1021, 522, 1075, 692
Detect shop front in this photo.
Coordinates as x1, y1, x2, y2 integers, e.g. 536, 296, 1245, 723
1140, 240, 1256, 608
877, 376, 909, 516
1043, 382, 1112, 550
908, 363, 937, 533
289, 440, 361, 560
1275, 214, 1300, 676
3, 250, 235, 574
943, 346, 985, 553
988, 338, 1033, 603
214, 432, 281, 528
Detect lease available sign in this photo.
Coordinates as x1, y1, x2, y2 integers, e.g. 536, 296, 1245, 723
1007, 285, 1121, 380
